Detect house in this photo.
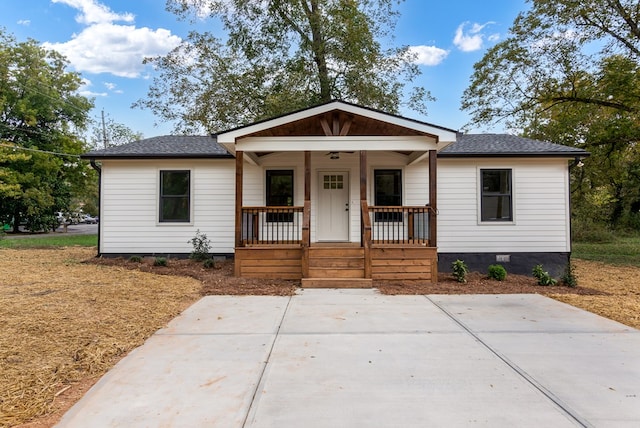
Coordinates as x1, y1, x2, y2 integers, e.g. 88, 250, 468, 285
82, 101, 588, 286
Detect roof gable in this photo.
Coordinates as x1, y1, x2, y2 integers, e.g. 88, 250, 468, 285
215, 100, 459, 144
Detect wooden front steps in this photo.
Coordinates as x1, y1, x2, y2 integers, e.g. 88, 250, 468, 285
302, 246, 372, 288
235, 244, 437, 286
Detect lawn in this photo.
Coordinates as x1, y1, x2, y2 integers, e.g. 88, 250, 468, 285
572, 234, 640, 267
0, 234, 97, 249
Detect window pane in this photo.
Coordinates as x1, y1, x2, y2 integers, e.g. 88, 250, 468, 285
161, 197, 189, 222
374, 170, 402, 206
481, 169, 512, 221
160, 170, 190, 222
266, 170, 293, 206
162, 171, 189, 196
266, 170, 294, 222
482, 170, 510, 194
374, 169, 402, 222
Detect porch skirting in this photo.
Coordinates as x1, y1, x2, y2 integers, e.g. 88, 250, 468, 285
438, 252, 571, 277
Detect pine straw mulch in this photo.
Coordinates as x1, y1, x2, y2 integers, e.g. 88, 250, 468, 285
2, 248, 639, 427
0, 248, 201, 428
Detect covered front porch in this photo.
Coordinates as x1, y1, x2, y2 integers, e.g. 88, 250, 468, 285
217, 102, 456, 286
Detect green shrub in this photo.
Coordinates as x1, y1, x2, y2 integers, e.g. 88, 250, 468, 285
561, 261, 578, 287
488, 264, 507, 281
571, 217, 614, 243
154, 257, 167, 267
451, 259, 468, 283
202, 258, 216, 269
532, 264, 557, 286
128, 255, 143, 263
188, 229, 211, 261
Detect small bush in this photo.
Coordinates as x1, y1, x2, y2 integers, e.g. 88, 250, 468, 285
202, 258, 216, 269
128, 255, 143, 263
561, 261, 578, 287
451, 259, 468, 283
532, 264, 557, 286
154, 257, 167, 267
571, 217, 614, 243
188, 229, 211, 261
488, 264, 507, 281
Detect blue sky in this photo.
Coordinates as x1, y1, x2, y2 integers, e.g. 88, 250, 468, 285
1, 0, 528, 139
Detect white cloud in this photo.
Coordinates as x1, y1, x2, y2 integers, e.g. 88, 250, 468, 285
44, 23, 182, 78
104, 82, 123, 94
52, 0, 134, 24
44, 1, 181, 78
77, 78, 107, 97
17, 19, 31, 26
407, 45, 449, 66
453, 21, 497, 52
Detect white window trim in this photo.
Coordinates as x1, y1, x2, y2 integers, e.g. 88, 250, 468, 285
477, 167, 516, 225
156, 168, 194, 226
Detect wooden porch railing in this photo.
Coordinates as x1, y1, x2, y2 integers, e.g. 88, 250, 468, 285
240, 206, 304, 245
367, 206, 432, 245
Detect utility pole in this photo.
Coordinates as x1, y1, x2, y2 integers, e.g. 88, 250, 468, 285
101, 109, 108, 149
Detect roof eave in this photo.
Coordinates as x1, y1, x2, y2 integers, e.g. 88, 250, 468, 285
80, 154, 235, 160
438, 152, 590, 158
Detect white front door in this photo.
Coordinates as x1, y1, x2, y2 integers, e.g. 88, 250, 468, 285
317, 171, 350, 241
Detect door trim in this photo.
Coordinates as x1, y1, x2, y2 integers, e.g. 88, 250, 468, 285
316, 170, 350, 242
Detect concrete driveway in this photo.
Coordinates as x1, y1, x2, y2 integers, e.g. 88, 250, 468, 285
57, 291, 640, 427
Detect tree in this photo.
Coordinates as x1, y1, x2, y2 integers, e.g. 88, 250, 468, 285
461, 0, 640, 228
0, 31, 93, 232
135, 0, 431, 133
89, 113, 143, 149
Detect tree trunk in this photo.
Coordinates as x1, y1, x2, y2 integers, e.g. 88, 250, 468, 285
12, 210, 21, 234
305, 0, 331, 102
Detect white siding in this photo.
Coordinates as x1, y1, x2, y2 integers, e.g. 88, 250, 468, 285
100, 159, 236, 254
438, 158, 570, 253
100, 154, 570, 255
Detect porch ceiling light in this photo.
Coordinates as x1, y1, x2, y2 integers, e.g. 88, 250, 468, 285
329, 152, 340, 160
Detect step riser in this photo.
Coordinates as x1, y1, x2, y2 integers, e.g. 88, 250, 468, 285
302, 278, 372, 288
308, 248, 364, 258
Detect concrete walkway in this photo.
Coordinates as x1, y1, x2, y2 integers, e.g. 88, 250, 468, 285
57, 291, 640, 427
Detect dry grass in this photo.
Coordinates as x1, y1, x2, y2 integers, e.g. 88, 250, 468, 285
1, 248, 639, 427
0, 248, 201, 427
549, 260, 640, 329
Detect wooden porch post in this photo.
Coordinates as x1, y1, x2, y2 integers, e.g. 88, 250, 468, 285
302, 151, 311, 278
360, 150, 371, 279
234, 151, 244, 277
428, 149, 437, 247
234, 151, 243, 249
359, 151, 367, 201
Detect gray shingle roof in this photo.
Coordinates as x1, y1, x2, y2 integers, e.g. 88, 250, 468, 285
440, 134, 589, 157
81, 135, 232, 159
81, 133, 589, 159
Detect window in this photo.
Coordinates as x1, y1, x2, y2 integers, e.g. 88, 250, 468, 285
266, 170, 294, 222
159, 170, 190, 222
481, 169, 512, 222
374, 169, 402, 222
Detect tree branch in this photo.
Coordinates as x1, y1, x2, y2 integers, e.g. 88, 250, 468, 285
549, 95, 636, 112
